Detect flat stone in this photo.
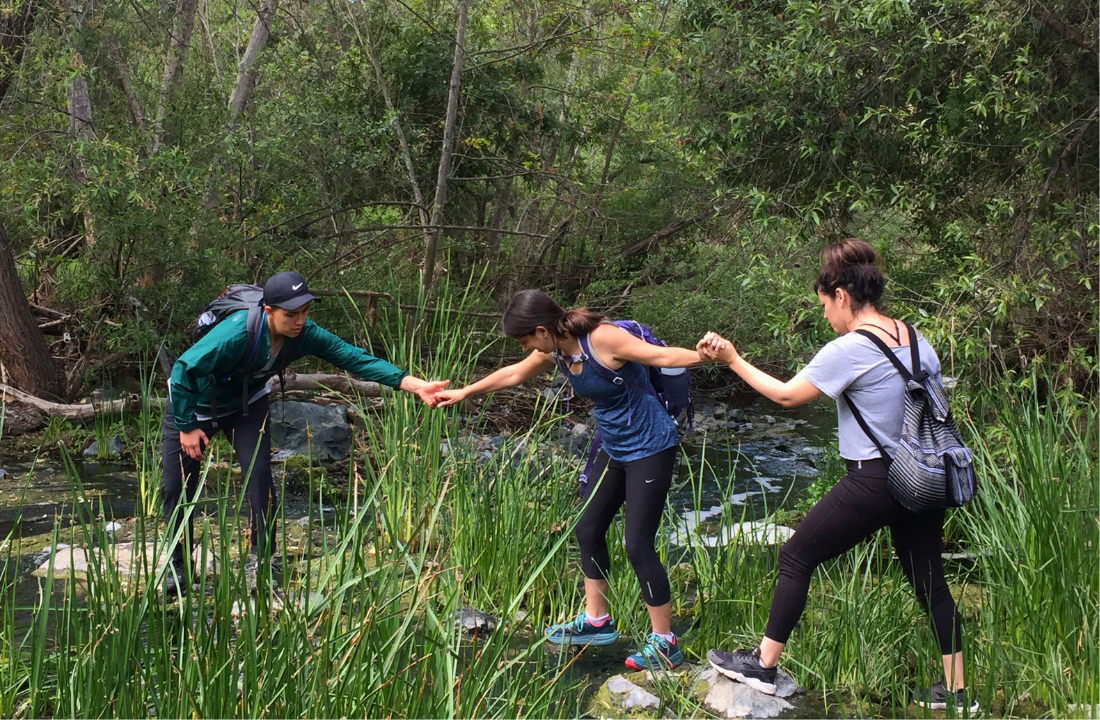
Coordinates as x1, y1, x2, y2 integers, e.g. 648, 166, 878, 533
699, 662, 803, 699
36, 542, 218, 578
606, 675, 660, 711
699, 667, 795, 718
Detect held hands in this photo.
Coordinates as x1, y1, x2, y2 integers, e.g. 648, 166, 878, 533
430, 388, 470, 408
411, 379, 450, 407
696, 331, 739, 366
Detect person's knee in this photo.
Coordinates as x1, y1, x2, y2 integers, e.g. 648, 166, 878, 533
778, 541, 814, 582
574, 520, 601, 554
624, 534, 656, 568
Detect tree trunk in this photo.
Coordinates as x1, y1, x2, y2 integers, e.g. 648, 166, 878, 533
0, 0, 38, 105
104, 34, 146, 132
66, 0, 96, 246
227, 0, 279, 123
199, 0, 279, 214
151, 0, 198, 152
421, 0, 469, 296
360, 11, 431, 235
0, 220, 66, 401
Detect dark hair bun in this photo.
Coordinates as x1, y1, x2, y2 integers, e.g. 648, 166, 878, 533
813, 238, 886, 310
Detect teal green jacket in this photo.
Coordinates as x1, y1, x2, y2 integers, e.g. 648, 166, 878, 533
169, 310, 407, 432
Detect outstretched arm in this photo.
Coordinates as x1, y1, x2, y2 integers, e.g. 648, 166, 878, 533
697, 332, 822, 408
434, 351, 557, 408
590, 323, 707, 369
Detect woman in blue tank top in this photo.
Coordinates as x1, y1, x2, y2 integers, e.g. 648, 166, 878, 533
434, 290, 708, 671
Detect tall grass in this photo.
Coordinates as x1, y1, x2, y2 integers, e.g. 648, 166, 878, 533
956, 379, 1098, 715
1, 278, 1095, 719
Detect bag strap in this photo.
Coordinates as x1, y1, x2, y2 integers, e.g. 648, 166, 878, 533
209, 306, 265, 423
845, 322, 927, 460
842, 391, 891, 460
577, 333, 660, 401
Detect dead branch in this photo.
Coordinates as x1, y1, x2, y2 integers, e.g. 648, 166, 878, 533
624, 209, 718, 256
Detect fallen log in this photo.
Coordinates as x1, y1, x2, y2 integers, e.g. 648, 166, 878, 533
0, 383, 158, 421
0, 373, 383, 422
271, 372, 382, 398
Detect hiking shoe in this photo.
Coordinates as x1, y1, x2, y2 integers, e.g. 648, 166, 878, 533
914, 680, 979, 713
625, 633, 683, 671
544, 613, 619, 646
163, 557, 190, 599
707, 647, 778, 695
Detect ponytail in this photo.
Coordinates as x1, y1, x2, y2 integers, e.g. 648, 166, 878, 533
502, 290, 605, 339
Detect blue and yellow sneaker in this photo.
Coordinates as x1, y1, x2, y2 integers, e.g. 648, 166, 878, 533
625, 633, 684, 670
544, 613, 619, 646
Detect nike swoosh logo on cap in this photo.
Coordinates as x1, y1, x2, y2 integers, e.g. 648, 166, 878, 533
292, 282, 303, 290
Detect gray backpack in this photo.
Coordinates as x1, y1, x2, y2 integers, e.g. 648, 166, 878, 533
843, 323, 977, 514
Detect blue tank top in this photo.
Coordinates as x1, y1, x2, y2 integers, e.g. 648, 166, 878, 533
561, 344, 680, 462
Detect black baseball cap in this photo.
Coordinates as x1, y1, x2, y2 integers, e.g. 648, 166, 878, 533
263, 271, 319, 310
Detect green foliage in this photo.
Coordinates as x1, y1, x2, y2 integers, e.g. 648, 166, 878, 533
0, 0, 1095, 391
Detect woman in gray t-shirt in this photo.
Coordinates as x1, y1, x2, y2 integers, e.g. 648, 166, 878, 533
697, 238, 978, 714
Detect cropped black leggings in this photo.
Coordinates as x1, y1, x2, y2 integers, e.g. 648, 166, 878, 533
575, 446, 678, 607
765, 458, 964, 655
161, 396, 277, 563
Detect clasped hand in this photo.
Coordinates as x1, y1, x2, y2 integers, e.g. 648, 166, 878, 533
696, 331, 739, 365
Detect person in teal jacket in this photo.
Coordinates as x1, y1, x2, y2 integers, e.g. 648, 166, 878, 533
162, 271, 447, 597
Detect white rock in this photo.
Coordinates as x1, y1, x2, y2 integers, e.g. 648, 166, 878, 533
104, 521, 123, 537
606, 675, 660, 711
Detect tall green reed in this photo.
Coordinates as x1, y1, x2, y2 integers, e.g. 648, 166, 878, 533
956, 377, 1098, 715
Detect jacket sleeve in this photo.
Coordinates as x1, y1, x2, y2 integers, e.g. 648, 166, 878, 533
297, 321, 408, 388
169, 314, 251, 432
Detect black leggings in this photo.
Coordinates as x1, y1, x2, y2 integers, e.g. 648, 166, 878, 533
161, 396, 276, 563
575, 446, 678, 607
765, 458, 964, 655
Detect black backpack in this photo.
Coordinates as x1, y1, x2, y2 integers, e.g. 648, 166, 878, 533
192, 284, 299, 422
843, 323, 977, 514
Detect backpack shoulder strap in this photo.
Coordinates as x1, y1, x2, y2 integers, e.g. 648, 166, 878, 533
577, 333, 622, 386
901, 323, 928, 382
578, 332, 661, 396
842, 391, 891, 459
853, 328, 912, 382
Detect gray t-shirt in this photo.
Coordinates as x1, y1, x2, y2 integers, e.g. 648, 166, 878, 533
794, 330, 942, 461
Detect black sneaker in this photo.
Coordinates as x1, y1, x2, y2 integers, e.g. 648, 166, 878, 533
707, 647, 778, 695
914, 680, 979, 713
163, 557, 190, 599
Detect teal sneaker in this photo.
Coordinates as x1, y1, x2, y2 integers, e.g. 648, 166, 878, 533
544, 613, 619, 646
625, 633, 683, 670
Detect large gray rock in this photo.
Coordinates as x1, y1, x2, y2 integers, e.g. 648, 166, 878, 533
698, 662, 803, 719
269, 401, 352, 461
